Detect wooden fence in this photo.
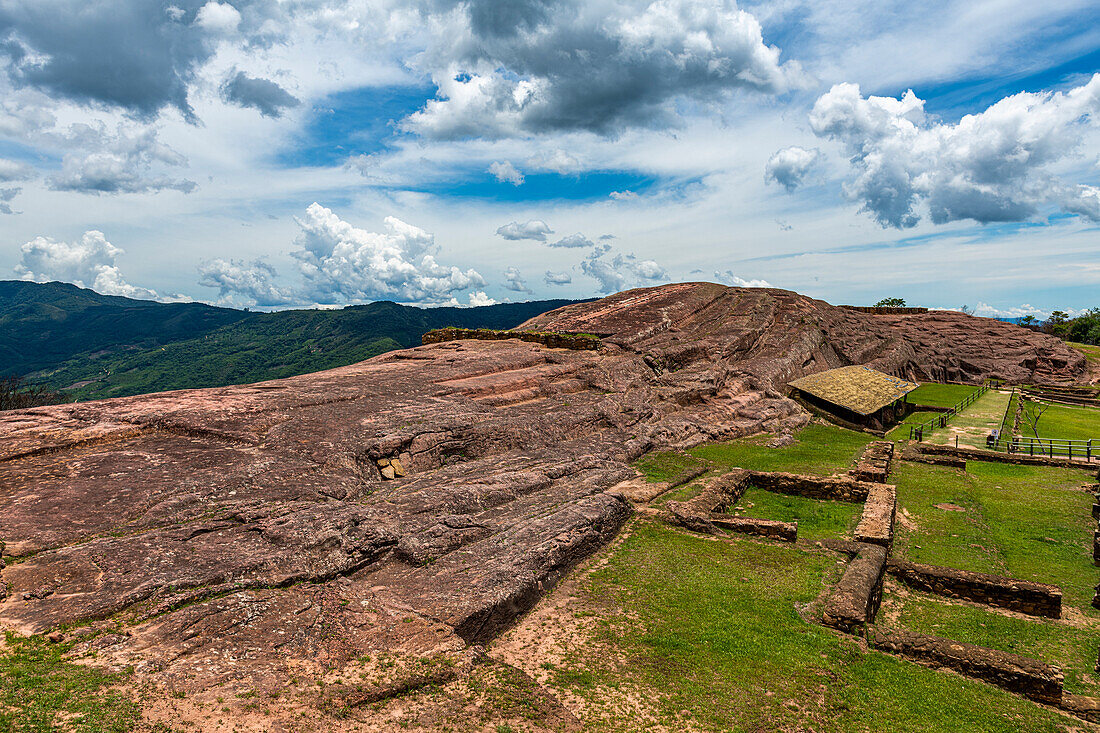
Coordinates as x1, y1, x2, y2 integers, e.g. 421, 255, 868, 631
908, 382, 991, 441
985, 436, 1096, 462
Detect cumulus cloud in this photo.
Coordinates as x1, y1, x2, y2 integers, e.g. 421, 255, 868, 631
0, 0, 260, 120
581, 244, 668, 293
765, 146, 821, 191
221, 71, 300, 118
503, 266, 533, 293
713, 270, 772, 288
609, 190, 639, 200
0, 187, 19, 214
197, 258, 297, 307
496, 219, 553, 241
195, 1, 241, 34
404, 0, 799, 139
969, 302, 1079, 319
488, 160, 525, 185
0, 157, 35, 181
48, 125, 196, 194
14, 230, 163, 299
544, 270, 572, 285
806, 74, 1100, 228
549, 233, 595, 248
527, 149, 582, 175
467, 290, 497, 306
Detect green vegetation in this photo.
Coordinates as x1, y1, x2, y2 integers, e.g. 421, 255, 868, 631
690, 423, 873, 476
634, 451, 708, 484
888, 595, 1100, 695
874, 297, 907, 307
891, 461, 1096, 606
1069, 341, 1100, 365
0, 631, 140, 732
1018, 399, 1100, 442
925, 389, 1011, 449
887, 410, 942, 440
731, 488, 861, 541
907, 382, 980, 409
1053, 309, 1100, 345
1, 280, 583, 401
559, 519, 1070, 731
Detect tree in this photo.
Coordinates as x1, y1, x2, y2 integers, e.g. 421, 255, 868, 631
874, 297, 906, 308
1048, 310, 1070, 325
0, 376, 68, 411
1019, 315, 1037, 327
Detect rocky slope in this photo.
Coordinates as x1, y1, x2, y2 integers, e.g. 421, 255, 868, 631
0, 283, 1082, 702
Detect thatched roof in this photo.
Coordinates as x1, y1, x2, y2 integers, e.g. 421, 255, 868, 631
788, 366, 919, 415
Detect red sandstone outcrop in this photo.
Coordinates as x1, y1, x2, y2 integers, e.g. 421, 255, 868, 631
0, 282, 1083, 696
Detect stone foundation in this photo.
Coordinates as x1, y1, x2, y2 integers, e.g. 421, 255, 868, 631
899, 447, 967, 470
745, 471, 871, 502
708, 515, 797, 542
867, 626, 1064, 704
853, 483, 897, 547
422, 327, 600, 350
888, 560, 1062, 618
850, 441, 894, 483
822, 543, 887, 632
914, 443, 1093, 471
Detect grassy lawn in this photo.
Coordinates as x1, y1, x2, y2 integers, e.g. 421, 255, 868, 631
887, 410, 943, 441
1069, 341, 1100, 366
731, 488, 861, 542
891, 461, 1097, 608
0, 631, 140, 732
690, 423, 873, 476
926, 389, 1011, 449
633, 451, 709, 484
553, 519, 1072, 732
1019, 400, 1100, 442
885, 594, 1100, 696
908, 383, 982, 409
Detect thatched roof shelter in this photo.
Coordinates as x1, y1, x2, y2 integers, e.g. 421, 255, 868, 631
788, 366, 919, 416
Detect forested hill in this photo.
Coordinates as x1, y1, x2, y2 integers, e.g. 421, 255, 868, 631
1, 280, 585, 402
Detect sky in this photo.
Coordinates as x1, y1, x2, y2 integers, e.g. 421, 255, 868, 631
1, 0, 1099, 318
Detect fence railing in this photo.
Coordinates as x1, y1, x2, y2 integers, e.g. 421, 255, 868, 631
984, 436, 1096, 461
909, 382, 991, 441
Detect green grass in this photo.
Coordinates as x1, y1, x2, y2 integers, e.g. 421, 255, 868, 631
633, 451, 708, 484
0, 631, 140, 732
731, 488, 862, 542
690, 423, 873, 476
888, 594, 1100, 696
907, 383, 982, 409
925, 389, 1011, 449
559, 519, 1071, 731
891, 461, 1097, 608
1069, 341, 1100, 365
1019, 400, 1100, 442
887, 410, 943, 440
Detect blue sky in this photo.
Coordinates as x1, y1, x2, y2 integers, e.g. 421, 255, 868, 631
1, 0, 1098, 316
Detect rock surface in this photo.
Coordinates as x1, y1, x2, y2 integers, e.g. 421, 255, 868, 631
0, 283, 1084, 690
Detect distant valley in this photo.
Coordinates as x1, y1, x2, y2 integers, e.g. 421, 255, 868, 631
0, 280, 585, 401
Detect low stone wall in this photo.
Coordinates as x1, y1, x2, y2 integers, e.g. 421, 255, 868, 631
853, 483, 897, 547
422, 327, 600, 350
822, 543, 887, 632
899, 447, 966, 469
914, 443, 1093, 471
1094, 529, 1100, 566
867, 626, 1064, 704
745, 471, 871, 502
888, 560, 1062, 618
850, 441, 894, 483
709, 515, 797, 542
839, 306, 929, 315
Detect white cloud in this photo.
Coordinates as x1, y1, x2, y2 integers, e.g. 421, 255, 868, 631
713, 270, 772, 288
527, 149, 582, 175
467, 290, 497, 306
195, 2, 242, 35
765, 146, 822, 191
503, 266, 533, 293
806, 74, 1100, 228
609, 190, 639, 200
488, 160, 525, 185
969, 302, 1082, 319
197, 258, 297, 307
544, 270, 573, 285
549, 232, 595, 248
0, 187, 20, 215
291, 203, 487, 304
404, 0, 799, 139
14, 230, 163, 300
48, 125, 196, 194
496, 220, 553, 241
0, 158, 36, 182
581, 244, 668, 293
